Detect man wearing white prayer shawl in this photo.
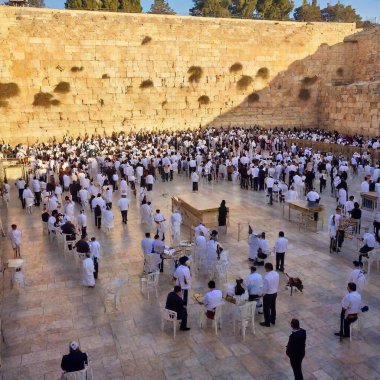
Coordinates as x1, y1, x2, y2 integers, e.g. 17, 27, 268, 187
248, 232, 260, 261
82, 252, 95, 287
170, 211, 182, 246
154, 209, 168, 240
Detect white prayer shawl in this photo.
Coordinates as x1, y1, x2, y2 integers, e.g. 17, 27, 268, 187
205, 240, 218, 269
140, 204, 153, 225
82, 257, 95, 287
8, 230, 22, 248
102, 209, 114, 229
170, 212, 182, 243
248, 234, 260, 260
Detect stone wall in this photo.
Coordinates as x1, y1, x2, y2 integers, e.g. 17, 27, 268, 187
0, 7, 370, 143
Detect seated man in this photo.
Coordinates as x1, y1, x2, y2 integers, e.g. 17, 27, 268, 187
61, 341, 88, 373
165, 285, 190, 331
358, 232, 376, 264
153, 234, 166, 273
203, 280, 223, 319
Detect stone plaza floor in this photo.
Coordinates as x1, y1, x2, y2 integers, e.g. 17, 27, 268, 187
0, 170, 380, 380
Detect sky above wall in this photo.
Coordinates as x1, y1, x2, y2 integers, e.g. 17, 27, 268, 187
0, 0, 379, 20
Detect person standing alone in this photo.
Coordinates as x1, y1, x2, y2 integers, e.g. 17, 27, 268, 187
274, 231, 288, 272
260, 262, 279, 327
286, 318, 306, 380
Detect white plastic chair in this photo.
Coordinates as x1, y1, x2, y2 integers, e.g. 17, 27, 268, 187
215, 262, 228, 287
143, 254, 161, 274
199, 304, 223, 335
140, 272, 159, 300
233, 301, 256, 340
61, 365, 93, 380
363, 248, 380, 277
349, 317, 360, 342
160, 307, 180, 338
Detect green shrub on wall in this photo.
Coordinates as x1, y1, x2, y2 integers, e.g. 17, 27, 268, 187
102, 74, 110, 79
188, 66, 203, 83
237, 75, 253, 90
54, 81, 70, 94
256, 67, 269, 80
198, 95, 210, 105
0, 82, 20, 107
141, 36, 152, 45
336, 67, 344, 77
140, 79, 154, 89
229, 62, 243, 73
301, 76, 318, 86
248, 92, 260, 103
298, 88, 311, 101
33, 92, 61, 107
71, 66, 84, 73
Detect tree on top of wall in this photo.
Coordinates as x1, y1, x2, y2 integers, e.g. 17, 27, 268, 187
65, 0, 83, 8
294, 0, 321, 22
149, 0, 176, 14
103, 0, 119, 11
190, 0, 231, 17
256, 0, 294, 20
321, 1, 361, 23
84, 0, 101, 9
229, 0, 258, 18
120, 0, 142, 12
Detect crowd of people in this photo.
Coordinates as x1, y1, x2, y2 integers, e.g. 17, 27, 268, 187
1, 125, 379, 379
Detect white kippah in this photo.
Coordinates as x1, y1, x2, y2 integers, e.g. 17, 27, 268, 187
70, 341, 79, 350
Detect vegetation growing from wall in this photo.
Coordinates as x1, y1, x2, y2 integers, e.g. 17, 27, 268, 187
298, 88, 311, 101
336, 67, 344, 77
301, 75, 318, 86
198, 95, 210, 105
237, 75, 253, 90
54, 81, 71, 94
140, 79, 154, 89
33, 92, 61, 107
71, 66, 84, 73
188, 66, 203, 83
102, 74, 110, 79
256, 67, 269, 80
0, 82, 20, 106
141, 36, 152, 45
248, 92, 260, 103
229, 62, 243, 73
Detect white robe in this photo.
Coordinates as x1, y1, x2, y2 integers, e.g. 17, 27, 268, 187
140, 204, 153, 226
82, 257, 95, 287
205, 240, 218, 269
102, 209, 114, 229
248, 234, 260, 260
170, 212, 182, 246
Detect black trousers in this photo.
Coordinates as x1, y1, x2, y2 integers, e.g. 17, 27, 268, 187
340, 309, 357, 337
267, 187, 273, 204
182, 289, 188, 305
34, 191, 41, 206
263, 293, 277, 325
94, 257, 99, 279
374, 221, 380, 241
81, 226, 87, 236
253, 177, 258, 191
276, 252, 285, 271
147, 183, 153, 191
95, 215, 101, 229
290, 357, 304, 380
177, 309, 188, 329
358, 245, 374, 263
192, 182, 198, 191
121, 210, 128, 224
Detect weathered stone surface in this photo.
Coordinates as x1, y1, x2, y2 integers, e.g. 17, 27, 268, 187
0, 7, 378, 142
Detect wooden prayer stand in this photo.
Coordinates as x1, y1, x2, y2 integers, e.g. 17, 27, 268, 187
284, 200, 324, 232
360, 192, 379, 212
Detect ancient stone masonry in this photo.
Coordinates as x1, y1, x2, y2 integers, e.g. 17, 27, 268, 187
0, 7, 373, 143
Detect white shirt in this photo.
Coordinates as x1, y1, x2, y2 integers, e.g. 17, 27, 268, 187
244, 272, 263, 296
77, 213, 87, 227
348, 269, 366, 292
8, 229, 22, 246
361, 181, 370, 192
363, 233, 376, 248
275, 237, 288, 253
89, 240, 101, 259
342, 291, 362, 316
266, 177, 275, 188
262, 270, 279, 295
141, 237, 154, 254
118, 197, 129, 211
174, 265, 191, 290
203, 289, 223, 311
306, 191, 320, 202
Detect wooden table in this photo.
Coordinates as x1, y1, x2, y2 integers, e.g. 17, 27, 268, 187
285, 200, 324, 232
172, 194, 223, 229
360, 192, 378, 212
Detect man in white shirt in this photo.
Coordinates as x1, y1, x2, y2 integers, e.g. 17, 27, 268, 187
141, 232, 154, 254
154, 209, 167, 240
173, 256, 191, 305
286, 186, 298, 202
335, 282, 362, 338
274, 231, 288, 272
191, 171, 199, 192
260, 263, 279, 327
203, 280, 223, 319
79, 187, 89, 209
77, 210, 88, 236
8, 224, 22, 258
306, 188, 320, 206
31, 177, 42, 206
348, 261, 366, 293
266, 176, 275, 205
374, 211, 380, 242
117, 194, 129, 224
358, 232, 376, 264
345, 196, 355, 215
16, 178, 26, 206
244, 266, 263, 301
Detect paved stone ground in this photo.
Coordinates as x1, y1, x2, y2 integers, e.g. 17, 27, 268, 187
1, 169, 380, 380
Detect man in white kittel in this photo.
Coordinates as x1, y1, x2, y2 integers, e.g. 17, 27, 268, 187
82, 251, 95, 288
170, 210, 182, 246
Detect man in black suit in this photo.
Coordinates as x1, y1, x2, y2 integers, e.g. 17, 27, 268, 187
165, 286, 190, 331
286, 318, 306, 380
